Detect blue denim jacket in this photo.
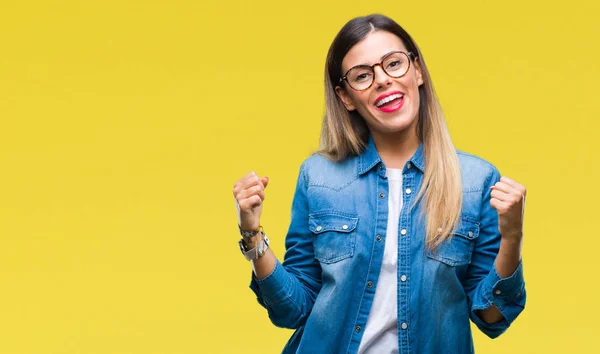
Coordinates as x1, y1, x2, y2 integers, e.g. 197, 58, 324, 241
250, 137, 526, 353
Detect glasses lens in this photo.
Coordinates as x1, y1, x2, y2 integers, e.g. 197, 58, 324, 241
346, 66, 374, 91
383, 52, 410, 78
344, 52, 411, 91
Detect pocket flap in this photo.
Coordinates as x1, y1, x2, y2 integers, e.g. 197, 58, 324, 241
308, 213, 358, 234
452, 217, 480, 240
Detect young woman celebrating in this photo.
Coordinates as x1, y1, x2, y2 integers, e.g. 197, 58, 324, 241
233, 14, 527, 354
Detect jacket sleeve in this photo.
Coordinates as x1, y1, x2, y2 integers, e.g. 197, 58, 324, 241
249, 162, 322, 329
463, 165, 526, 338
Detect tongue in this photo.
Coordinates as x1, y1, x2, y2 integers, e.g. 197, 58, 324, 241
380, 97, 402, 108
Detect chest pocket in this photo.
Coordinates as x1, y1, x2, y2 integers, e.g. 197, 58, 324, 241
309, 212, 358, 264
426, 217, 480, 266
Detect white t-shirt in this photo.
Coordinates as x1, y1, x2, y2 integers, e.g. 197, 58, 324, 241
357, 168, 402, 354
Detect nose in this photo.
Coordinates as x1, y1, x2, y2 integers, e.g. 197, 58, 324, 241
373, 64, 392, 89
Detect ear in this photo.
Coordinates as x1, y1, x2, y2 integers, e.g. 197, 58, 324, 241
335, 85, 356, 111
414, 57, 424, 86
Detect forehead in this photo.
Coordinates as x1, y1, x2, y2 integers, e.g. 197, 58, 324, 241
342, 31, 407, 72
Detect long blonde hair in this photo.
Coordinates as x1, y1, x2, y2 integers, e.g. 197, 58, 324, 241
320, 14, 462, 249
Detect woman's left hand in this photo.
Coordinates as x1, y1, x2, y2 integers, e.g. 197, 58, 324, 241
490, 176, 527, 242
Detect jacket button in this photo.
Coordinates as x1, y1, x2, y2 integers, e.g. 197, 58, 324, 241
316, 226, 322, 232
405, 188, 412, 194
379, 192, 385, 198
367, 281, 373, 288
376, 235, 382, 242
355, 326, 361, 332
400, 275, 407, 282
400, 229, 407, 236
468, 231, 474, 238
342, 224, 348, 230
401, 322, 408, 330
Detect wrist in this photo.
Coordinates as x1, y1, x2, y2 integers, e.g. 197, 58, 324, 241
238, 231, 270, 261
238, 224, 262, 237
240, 221, 260, 232
241, 236, 258, 249
500, 231, 523, 244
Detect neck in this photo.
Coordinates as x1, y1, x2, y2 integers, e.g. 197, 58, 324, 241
370, 125, 420, 169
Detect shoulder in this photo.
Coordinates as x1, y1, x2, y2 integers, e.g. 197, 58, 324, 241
298, 152, 359, 190
456, 150, 501, 192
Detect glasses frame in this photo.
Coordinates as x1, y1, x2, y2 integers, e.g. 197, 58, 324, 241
338, 51, 415, 91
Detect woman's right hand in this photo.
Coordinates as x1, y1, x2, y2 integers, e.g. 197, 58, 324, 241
233, 172, 269, 230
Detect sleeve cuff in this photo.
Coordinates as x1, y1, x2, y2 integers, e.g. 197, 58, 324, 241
484, 260, 526, 304
469, 261, 526, 337
471, 260, 526, 325
249, 260, 293, 307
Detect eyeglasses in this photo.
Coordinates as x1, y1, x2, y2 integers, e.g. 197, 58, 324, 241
339, 51, 415, 91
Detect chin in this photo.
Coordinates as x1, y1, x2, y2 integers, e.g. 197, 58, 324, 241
373, 112, 417, 132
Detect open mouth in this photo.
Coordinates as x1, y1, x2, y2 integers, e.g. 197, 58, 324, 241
375, 93, 405, 112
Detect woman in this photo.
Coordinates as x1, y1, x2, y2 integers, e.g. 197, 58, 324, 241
233, 14, 526, 354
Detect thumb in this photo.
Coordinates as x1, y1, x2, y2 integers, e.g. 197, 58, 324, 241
261, 176, 269, 189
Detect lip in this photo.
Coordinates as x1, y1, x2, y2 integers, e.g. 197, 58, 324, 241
374, 90, 405, 106
377, 96, 405, 113
374, 90, 405, 113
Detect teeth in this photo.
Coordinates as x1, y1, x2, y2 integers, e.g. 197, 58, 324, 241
376, 93, 404, 107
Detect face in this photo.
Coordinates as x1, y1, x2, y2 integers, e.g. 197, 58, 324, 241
335, 30, 424, 137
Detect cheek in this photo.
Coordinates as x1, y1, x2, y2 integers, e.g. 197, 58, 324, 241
408, 73, 420, 88
406, 76, 421, 99
409, 80, 421, 103
412, 89, 421, 110
350, 92, 371, 108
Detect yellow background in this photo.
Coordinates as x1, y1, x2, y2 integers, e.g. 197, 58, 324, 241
0, 0, 598, 353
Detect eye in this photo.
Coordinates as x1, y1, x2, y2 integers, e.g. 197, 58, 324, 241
387, 60, 402, 69
351, 71, 372, 83
356, 73, 371, 81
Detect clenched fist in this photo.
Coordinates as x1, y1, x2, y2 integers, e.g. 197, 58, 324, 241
233, 172, 269, 231
490, 176, 527, 242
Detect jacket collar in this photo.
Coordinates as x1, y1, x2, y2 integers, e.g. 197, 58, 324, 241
357, 134, 425, 175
